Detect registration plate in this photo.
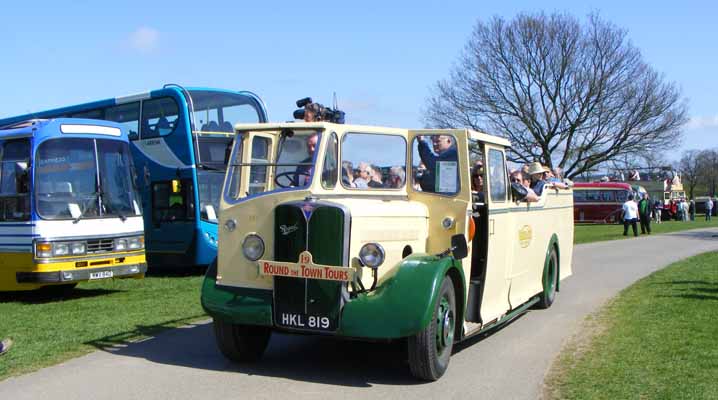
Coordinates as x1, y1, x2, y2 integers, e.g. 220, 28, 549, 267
89, 270, 113, 280
278, 313, 334, 331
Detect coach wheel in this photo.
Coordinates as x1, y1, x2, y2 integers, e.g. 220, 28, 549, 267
407, 274, 456, 381
538, 247, 558, 309
213, 319, 271, 362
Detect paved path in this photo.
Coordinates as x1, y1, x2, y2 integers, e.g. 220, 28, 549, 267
2, 228, 717, 400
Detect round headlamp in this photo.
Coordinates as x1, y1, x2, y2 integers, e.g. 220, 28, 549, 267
359, 243, 385, 269
242, 234, 265, 261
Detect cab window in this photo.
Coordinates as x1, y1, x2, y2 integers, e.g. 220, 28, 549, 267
411, 135, 459, 195
321, 133, 338, 189
248, 137, 270, 195
487, 149, 507, 202
0, 139, 31, 221
342, 133, 406, 190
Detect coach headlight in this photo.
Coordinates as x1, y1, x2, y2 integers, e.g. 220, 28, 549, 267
359, 243, 385, 269
242, 234, 265, 261
36, 242, 53, 258
128, 236, 144, 250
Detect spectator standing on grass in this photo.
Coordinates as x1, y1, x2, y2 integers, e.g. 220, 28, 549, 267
638, 193, 653, 235
706, 197, 714, 221
0, 338, 12, 355
654, 200, 663, 224
689, 199, 696, 221
682, 199, 690, 222
622, 194, 639, 237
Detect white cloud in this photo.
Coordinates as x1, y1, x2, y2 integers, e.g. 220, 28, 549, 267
128, 27, 159, 54
686, 114, 718, 130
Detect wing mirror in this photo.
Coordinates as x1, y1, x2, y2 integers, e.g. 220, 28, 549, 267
450, 234, 468, 260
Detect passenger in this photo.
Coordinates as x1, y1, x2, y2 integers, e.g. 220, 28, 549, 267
527, 162, 549, 196
413, 162, 427, 191
417, 135, 458, 193
294, 132, 318, 186
510, 170, 539, 202
471, 161, 485, 203
353, 162, 370, 189
341, 161, 354, 187
368, 164, 384, 188
546, 167, 569, 189
387, 166, 405, 188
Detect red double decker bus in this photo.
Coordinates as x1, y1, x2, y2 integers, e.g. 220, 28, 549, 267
573, 182, 633, 223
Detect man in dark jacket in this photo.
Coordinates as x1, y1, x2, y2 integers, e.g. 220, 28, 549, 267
638, 193, 653, 234
417, 135, 458, 194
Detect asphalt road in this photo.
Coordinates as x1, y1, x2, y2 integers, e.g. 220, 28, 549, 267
2, 228, 717, 400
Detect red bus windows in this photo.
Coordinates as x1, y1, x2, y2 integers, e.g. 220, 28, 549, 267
573, 190, 587, 203
616, 190, 628, 202
601, 191, 615, 202
585, 190, 600, 202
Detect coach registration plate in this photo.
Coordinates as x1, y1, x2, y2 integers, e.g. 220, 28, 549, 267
89, 270, 113, 280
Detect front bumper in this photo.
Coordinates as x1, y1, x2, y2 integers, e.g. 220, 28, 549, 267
16, 263, 147, 284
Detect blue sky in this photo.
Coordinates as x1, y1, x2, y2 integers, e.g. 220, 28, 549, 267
1, 1, 716, 160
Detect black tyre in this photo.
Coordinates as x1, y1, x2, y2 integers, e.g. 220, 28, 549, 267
213, 319, 271, 362
407, 275, 456, 381
537, 247, 558, 309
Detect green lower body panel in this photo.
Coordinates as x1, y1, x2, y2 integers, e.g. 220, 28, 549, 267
201, 276, 273, 326
202, 254, 465, 340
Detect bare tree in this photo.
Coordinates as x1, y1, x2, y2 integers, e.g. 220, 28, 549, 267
679, 150, 702, 199
696, 149, 718, 197
425, 12, 688, 178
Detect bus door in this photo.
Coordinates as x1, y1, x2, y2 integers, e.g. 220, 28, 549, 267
477, 145, 512, 324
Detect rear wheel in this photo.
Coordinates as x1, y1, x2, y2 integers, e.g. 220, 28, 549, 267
407, 275, 456, 381
537, 247, 558, 309
213, 319, 271, 362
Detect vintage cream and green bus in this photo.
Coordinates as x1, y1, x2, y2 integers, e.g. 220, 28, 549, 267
0, 119, 146, 292
201, 122, 573, 380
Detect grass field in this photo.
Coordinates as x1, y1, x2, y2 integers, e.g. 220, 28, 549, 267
0, 274, 206, 381
574, 216, 718, 244
545, 251, 718, 399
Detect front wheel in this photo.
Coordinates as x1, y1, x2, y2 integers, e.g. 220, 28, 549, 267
407, 275, 456, 381
537, 247, 558, 309
213, 319, 271, 362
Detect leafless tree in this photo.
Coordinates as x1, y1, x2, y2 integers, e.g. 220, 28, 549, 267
696, 149, 718, 197
425, 12, 688, 178
679, 150, 702, 199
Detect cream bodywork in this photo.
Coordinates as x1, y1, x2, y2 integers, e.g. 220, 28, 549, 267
217, 122, 573, 336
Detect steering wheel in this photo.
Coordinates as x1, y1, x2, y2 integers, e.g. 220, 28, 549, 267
274, 171, 311, 188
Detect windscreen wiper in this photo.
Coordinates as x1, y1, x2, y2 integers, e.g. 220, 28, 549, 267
73, 193, 100, 224
198, 163, 225, 171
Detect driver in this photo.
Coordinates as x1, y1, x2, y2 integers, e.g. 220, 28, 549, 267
294, 132, 318, 186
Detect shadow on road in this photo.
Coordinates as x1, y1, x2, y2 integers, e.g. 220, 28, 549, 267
665, 229, 718, 241
89, 321, 426, 387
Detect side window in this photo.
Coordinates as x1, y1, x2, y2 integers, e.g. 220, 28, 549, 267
249, 137, 270, 195
71, 109, 104, 119
586, 190, 601, 202
141, 97, 180, 139
488, 149, 507, 202
573, 190, 587, 203
152, 180, 194, 223
411, 135, 458, 195
601, 190, 615, 202
321, 133, 338, 189
616, 190, 628, 202
221, 104, 260, 127
106, 102, 140, 140
0, 139, 31, 221
343, 133, 406, 190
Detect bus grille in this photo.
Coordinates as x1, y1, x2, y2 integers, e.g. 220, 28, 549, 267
86, 239, 114, 254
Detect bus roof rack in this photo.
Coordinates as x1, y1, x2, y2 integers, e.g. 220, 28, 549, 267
0, 119, 48, 130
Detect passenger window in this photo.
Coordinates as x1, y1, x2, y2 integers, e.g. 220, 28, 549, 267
601, 191, 615, 202
141, 97, 180, 139
573, 190, 587, 203
249, 137, 270, 195
586, 190, 601, 202
342, 133, 406, 190
221, 104, 260, 127
616, 191, 628, 202
411, 135, 458, 195
71, 109, 104, 120
488, 149, 507, 202
0, 139, 31, 221
106, 102, 140, 140
321, 133, 338, 189
152, 180, 194, 223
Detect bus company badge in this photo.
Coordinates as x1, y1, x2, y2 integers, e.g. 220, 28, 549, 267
518, 225, 532, 248
258, 251, 355, 282
279, 223, 298, 236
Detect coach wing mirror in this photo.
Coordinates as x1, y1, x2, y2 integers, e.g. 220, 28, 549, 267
128, 130, 139, 140
450, 234, 468, 260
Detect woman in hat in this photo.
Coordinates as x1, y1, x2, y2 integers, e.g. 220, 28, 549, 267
527, 162, 549, 196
